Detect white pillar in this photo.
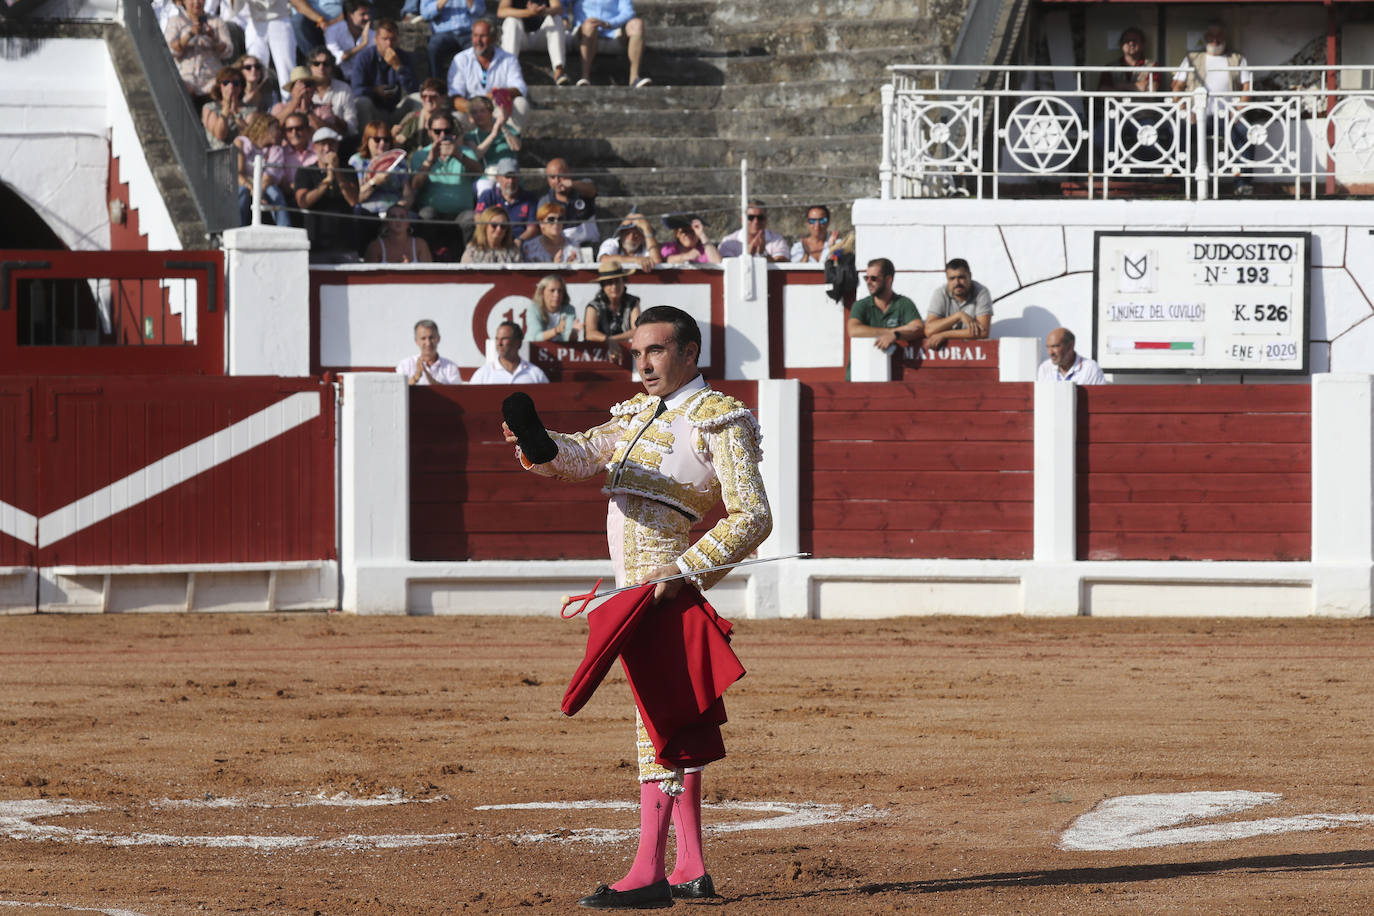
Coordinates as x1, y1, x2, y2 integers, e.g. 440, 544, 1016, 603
749, 379, 799, 618
1023, 379, 1080, 615
341, 372, 410, 614
222, 225, 312, 377
723, 256, 770, 379
848, 338, 893, 381
998, 337, 1040, 382
1311, 373, 1374, 617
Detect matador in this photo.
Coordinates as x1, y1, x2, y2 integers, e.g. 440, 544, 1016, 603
504, 306, 772, 909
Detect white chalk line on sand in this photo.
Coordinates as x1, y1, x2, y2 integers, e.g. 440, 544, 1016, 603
0, 795, 884, 854
1060, 791, 1374, 852
0, 902, 149, 916
477, 800, 887, 844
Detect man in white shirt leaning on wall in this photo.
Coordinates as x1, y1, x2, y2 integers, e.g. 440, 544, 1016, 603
1038, 327, 1106, 385
469, 320, 550, 384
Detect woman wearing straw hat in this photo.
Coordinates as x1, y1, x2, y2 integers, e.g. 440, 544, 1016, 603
584, 263, 640, 343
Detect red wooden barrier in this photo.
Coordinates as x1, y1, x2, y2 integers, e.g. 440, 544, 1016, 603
1077, 385, 1312, 561
0, 251, 224, 376
0, 377, 334, 567
801, 381, 1035, 559
409, 381, 757, 561
0, 380, 36, 568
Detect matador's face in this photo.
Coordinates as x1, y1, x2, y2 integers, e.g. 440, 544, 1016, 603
630, 321, 698, 399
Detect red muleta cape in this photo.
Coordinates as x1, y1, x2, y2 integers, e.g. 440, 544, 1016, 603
562, 583, 745, 769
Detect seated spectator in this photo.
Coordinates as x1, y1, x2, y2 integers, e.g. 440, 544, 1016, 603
847, 258, 922, 351
165, 0, 235, 97
522, 202, 583, 263
408, 112, 479, 259
1100, 26, 1158, 93
470, 320, 550, 384
1095, 27, 1167, 167
230, 0, 300, 94
393, 78, 450, 152
289, 0, 338, 64
718, 200, 788, 261
460, 205, 522, 262
278, 111, 318, 199
583, 263, 639, 342
525, 273, 581, 341
448, 18, 530, 133
1039, 327, 1105, 385
498, 0, 569, 87
234, 113, 291, 226
350, 120, 412, 216
237, 54, 281, 112
539, 157, 599, 247
397, 319, 463, 385
304, 46, 359, 138
596, 212, 659, 270
791, 204, 839, 263
571, 0, 648, 88
365, 205, 434, 262
293, 127, 361, 261
325, 0, 373, 82
350, 19, 418, 127
475, 159, 539, 240
925, 257, 992, 348
465, 95, 521, 184
202, 65, 253, 150
659, 214, 720, 264
425, 0, 485, 95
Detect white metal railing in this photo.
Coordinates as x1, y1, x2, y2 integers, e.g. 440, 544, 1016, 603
880, 64, 1374, 201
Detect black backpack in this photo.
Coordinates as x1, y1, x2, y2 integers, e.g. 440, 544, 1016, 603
824, 249, 858, 302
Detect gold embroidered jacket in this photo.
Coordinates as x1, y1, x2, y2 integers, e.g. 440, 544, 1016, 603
527, 386, 772, 590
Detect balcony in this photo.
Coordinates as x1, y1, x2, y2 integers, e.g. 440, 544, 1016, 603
879, 64, 1374, 201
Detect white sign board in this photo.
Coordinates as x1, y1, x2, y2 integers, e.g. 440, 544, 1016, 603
1093, 232, 1310, 374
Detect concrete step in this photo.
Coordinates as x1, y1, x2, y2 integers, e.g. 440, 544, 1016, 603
577, 166, 876, 200
523, 133, 880, 170
524, 79, 881, 110
529, 103, 881, 140
714, 19, 945, 58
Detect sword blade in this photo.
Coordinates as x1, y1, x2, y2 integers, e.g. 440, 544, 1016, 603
589, 552, 810, 602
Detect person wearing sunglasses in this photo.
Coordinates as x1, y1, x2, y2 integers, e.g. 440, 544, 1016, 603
202, 65, 252, 148
236, 55, 281, 111
847, 257, 923, 352
717, 199, 788, 262
410, 113, 479, 259
304, 45, 359, 136
278, 112, 318, 191
790, 204, 840, 263
521, 202, 583, 263
393, 78, 452, 152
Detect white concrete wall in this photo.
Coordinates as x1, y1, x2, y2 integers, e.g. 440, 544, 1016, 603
223, 226, 313, 375
336, 366, 1374, 620
0, 36, 179, 251
0, 38, 112, 250
854, 199, 1374, 379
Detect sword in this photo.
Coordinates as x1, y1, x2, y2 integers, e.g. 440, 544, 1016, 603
559, 553, 810, 618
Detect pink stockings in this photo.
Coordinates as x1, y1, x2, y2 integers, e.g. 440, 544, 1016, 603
612, 781, 674, 891
612, 772, 706, 891
668, 771, 705, 885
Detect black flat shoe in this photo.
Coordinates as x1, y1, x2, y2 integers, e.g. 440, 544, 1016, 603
577, 880, 674, 909
670, 874, 717, 899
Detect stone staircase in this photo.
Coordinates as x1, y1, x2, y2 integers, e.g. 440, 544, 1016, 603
401, 0, 954, 242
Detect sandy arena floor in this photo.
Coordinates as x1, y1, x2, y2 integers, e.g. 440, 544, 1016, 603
1, 612, 1372, 915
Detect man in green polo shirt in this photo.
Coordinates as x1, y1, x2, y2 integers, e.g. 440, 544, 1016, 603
409, 111, 478, 222
847, 257, 923, 350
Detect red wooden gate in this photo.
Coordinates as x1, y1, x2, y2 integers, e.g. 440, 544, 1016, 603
0, 377, 335, 570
